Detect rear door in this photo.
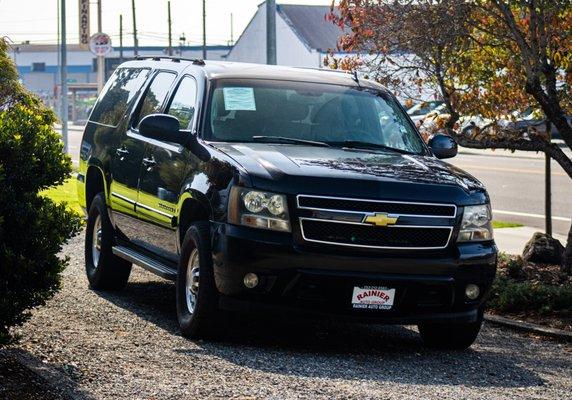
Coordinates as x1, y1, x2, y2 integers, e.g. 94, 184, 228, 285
135, 75, 200, 260
110, 70, 177, 241
97, 67, 150, 231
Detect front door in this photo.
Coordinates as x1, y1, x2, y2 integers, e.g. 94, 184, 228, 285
136, 75, 200, 261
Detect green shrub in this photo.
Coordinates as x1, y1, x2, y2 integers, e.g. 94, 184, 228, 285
487, 276, 572, 315
0, 39, 82, 345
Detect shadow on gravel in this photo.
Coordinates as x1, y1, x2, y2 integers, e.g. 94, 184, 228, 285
0, 349, 92, 400
100, 280, 549, 389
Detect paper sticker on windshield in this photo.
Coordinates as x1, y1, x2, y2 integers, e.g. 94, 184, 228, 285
223, 87, 256, 111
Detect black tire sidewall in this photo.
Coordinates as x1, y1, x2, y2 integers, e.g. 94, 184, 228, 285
84, 192, 131, 289
176, 222, 219, 337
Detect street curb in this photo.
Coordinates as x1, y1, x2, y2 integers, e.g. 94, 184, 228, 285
485, 314, 572, 342
1, 348, 90, 400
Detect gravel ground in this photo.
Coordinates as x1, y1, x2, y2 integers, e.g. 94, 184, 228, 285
11, 231, 572, 399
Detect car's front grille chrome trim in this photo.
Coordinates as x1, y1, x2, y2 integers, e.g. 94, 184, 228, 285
296, 195, 457, 250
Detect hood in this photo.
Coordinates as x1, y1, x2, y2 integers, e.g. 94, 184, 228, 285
211, 142, 487, 205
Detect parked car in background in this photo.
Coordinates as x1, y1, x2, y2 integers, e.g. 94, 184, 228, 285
407, 101, 446, 124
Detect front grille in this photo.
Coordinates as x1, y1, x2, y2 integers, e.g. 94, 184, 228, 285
297, 196, 456, 217
300, 219, 452, 249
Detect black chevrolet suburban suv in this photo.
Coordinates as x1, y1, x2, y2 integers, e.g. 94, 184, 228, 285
77, 58, 497, 349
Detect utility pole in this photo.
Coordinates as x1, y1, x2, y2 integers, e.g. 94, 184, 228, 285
202, 0, 207, 60
266, 0, 277, 65
167, 1, 173, 56
96, 0, 105, 93
60, 0, 68, 153
56, 0, 61, 117
132, 0, 139, 57
119, 14, 124, 63
230, 13, 234, 45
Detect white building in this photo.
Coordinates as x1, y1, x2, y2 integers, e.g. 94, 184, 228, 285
227, 2, 350, 67
10, 44, 232, 103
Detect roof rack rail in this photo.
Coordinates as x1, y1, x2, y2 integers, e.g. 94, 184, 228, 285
292, 66, 351, 75
134, 55, 205, 66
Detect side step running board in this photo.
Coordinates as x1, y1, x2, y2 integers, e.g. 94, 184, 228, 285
112, 246, 178, 281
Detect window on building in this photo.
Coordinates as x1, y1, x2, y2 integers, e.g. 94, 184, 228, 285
32, 62, 46, 72
167, 76, 197, 130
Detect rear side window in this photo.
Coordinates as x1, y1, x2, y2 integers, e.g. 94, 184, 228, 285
89, 68, 150, 126
167, 76, 198, 130
133, 71, 177, 127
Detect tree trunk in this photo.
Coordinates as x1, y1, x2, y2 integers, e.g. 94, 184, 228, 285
562, 223, 572, 275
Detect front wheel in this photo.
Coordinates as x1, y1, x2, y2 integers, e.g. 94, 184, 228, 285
176, 222, 222, 339
418, 310, 484, 350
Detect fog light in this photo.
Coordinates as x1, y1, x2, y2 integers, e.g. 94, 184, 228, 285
465, 284, 480, 300
243, 273, 259, 289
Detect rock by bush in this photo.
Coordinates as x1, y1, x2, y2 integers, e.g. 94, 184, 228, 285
522, 232, 565, 265
0, 38, 82, 345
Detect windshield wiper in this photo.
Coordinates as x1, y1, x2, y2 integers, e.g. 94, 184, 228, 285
336, 140, 414, 154
252, 136, 331, 147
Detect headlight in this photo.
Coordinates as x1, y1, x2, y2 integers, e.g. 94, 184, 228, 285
458, 204, 493, 242
228, 187, 291, 232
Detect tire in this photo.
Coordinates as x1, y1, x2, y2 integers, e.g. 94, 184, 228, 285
176, 221, 222, 339
418, 309, 484, 350
85, 192, 132, 290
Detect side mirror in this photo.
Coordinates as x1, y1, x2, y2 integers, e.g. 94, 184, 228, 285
429, 133, 458, 159
139, 114, 186, 146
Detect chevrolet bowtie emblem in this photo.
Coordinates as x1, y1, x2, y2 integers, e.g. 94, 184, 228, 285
363, 212, 399, 227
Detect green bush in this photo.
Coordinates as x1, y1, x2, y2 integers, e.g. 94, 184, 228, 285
488, 276, 572, 315
0, 39, 82, 344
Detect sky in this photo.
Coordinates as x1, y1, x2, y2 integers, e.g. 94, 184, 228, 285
0, 0, 332, 47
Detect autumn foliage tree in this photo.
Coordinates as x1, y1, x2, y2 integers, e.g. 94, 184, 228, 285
329, 0, 572, 272
326, 0, 472, 131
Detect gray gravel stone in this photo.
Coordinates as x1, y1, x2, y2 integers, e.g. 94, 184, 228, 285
11, 231, 572, 399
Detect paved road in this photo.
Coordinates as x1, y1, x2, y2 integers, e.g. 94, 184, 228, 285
62, 126, 571, 235
12, 233, 572, 399
450, 150, 571, 236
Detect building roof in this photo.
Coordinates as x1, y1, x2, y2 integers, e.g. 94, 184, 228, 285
278, 4, 347, 52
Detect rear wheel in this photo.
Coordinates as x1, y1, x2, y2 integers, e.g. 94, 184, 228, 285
176, 221, 222, 339
418, 310, 484, 350
85, 193, 132, 290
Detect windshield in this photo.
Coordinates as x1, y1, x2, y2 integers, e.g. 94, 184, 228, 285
205, 79, 426, 154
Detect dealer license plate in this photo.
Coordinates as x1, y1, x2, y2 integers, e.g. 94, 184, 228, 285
351, 286, 395, 310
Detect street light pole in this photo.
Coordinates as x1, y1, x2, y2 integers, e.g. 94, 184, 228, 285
266, 0, 277, 65
60, 0, 68, 153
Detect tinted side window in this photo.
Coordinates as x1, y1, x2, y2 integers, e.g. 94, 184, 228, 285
89, 68, 150, 126
167, 77, 198, 130
134, 71, 177, 127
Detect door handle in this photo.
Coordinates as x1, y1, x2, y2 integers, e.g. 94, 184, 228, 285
116, 147, 129, 156
142, 157, 157, 169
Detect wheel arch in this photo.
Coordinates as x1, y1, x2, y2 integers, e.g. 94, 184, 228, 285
85, 164, 108, 211
177, 191, 212, 247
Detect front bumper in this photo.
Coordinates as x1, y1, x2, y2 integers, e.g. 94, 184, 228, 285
211, 223, 497, 324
